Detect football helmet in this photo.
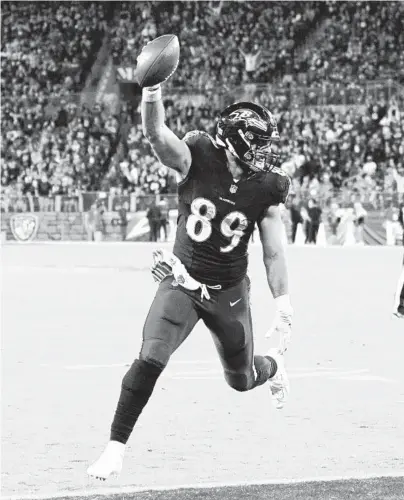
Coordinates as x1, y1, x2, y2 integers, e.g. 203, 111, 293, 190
216, 102, 280, 173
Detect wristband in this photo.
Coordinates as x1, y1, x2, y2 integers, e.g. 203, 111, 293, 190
142, 85, 162, 103
274, 294, 292, 312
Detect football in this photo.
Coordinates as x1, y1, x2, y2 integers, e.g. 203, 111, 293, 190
135, 34, 180, 88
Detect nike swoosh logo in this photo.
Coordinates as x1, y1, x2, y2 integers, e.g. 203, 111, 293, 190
230, 298, 242, 307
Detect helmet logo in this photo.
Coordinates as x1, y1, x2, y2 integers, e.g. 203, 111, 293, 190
229, 109, 267, 132
218, 103, 280, 173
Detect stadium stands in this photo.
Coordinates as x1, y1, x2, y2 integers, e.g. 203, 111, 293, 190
291, 1, 404, 86
1, 1, 112, 205
1, 0, 403, 210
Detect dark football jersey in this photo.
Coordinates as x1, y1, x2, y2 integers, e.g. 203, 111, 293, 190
173, 131, 290, 288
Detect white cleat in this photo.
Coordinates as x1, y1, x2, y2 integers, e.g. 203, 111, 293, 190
267, 348, 290, 410
87, 441, 125, 481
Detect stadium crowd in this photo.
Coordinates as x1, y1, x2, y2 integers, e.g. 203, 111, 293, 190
291, 1, 404, 86
112, 1, 322, 88
1, 1, 112, 206
107, 93, 404, 204
1, 0, 404, 210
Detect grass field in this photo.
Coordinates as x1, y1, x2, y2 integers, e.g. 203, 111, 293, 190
2, 242, 404, 500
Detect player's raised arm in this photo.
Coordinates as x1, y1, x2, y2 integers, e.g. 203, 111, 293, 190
258, 204, 293, 353
135, 35, 191, 178
141, 88, 192, 177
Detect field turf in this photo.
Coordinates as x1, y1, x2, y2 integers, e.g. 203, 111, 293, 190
2, 243, 404, 500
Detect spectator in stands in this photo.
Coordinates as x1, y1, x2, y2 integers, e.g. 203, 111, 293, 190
239, 45, 262, 80
2, 0, 404, 216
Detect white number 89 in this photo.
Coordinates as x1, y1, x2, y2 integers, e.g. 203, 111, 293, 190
186, 197, 248, 253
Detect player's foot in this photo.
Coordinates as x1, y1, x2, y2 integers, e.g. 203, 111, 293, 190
267, 348, 290, 410
393, 305, 404, 319
87, 441, 125, 481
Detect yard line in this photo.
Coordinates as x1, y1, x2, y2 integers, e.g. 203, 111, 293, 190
39, 361, 216, 370
37, 364, 397, 383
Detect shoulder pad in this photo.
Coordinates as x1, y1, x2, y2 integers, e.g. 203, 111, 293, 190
270, 167, 291, 204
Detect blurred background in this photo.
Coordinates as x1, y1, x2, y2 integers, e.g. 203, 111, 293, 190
1, 0, 403, 245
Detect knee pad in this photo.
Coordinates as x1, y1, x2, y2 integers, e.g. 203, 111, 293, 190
224, 370, 251, 392
140, 338, 173, 368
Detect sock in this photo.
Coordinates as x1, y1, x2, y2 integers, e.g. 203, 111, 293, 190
252, 355, 278, 388
110, 359, 163, 444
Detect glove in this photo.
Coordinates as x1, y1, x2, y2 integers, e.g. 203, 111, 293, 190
151, 249, 173, 283
266, 295, 293, 354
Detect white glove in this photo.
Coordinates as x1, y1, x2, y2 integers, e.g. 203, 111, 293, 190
266, 295, 293, 354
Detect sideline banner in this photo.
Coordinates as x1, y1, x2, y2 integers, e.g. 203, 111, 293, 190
0, 211, 179, 242
2, 212, 87, 242
124, 211, 178, 241
9, 214, 39, 242
2, 210, 401, 245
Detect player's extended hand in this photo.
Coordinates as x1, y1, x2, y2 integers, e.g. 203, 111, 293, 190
266, 298, 293, 354
151, 249, 173, 283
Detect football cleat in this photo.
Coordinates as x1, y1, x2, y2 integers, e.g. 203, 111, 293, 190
87, 441, 125, 481
267, 348, 290, 410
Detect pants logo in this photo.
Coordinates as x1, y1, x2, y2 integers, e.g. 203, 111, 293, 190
10, 214, 39, 242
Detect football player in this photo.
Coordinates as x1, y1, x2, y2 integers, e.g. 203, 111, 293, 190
88, 69, 293, 481
393, 203, 404, 319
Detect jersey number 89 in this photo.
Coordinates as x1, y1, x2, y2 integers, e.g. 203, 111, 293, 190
186, 197, 248, 253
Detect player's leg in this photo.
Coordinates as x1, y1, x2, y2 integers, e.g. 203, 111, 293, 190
151, 221, 157, 241
393, 260, 404, 318
291, 221, 298, 243
88, 279, 199, 479
202, 277, 289, 407
148, 220, 153, 241
304, 221, 310, 244
312, 223, 320, 244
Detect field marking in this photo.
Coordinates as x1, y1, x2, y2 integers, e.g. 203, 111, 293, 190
39, 360, 217, 370
3, 471, 404, 500
39, 362, 368, 374
37, 365, 396, 383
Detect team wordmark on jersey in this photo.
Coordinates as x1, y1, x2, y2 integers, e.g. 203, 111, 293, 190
10, 214, 39, 242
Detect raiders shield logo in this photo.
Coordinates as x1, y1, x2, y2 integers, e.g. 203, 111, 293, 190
10, 214, 39, 242
229, 184, 238, 194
